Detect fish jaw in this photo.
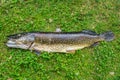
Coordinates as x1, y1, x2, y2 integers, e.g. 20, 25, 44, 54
6, 40, 30, 49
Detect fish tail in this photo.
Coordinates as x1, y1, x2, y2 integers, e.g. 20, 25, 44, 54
100, 31, 114, 41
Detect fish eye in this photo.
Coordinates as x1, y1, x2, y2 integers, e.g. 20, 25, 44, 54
7, 34, 18, 39
13, 34, 22, 39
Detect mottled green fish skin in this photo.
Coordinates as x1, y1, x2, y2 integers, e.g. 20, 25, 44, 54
28, 32, 103, 53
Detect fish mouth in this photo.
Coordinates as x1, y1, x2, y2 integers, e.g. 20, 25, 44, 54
6, 40, 17, 47
6, 40, 29, 49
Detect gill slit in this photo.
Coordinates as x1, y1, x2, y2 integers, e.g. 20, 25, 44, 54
28, 41, 34, 49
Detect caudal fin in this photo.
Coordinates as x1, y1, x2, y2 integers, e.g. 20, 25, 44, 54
100, 31, 114, 41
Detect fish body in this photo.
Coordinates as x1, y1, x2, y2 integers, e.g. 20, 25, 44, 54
6, 30, 114, 53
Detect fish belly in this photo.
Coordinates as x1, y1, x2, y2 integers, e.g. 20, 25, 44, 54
30, 43, 87, 53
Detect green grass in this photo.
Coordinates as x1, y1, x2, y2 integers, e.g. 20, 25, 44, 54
0, 0, 120, 80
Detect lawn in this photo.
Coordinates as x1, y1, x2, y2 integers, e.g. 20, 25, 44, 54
0, 0, 120, 80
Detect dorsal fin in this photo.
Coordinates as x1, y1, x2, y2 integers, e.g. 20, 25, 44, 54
55, 28, 62, 32
80, 30, 98, 35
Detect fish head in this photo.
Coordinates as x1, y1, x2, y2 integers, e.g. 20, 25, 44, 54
6, 33, 35, 49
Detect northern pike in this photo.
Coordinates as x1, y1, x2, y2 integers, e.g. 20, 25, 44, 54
6, 29, 114, 53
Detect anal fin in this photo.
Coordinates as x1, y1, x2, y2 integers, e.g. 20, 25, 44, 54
90, 42, 99, 47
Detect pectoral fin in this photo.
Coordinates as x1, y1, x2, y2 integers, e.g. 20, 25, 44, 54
33, 50, 41, 55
